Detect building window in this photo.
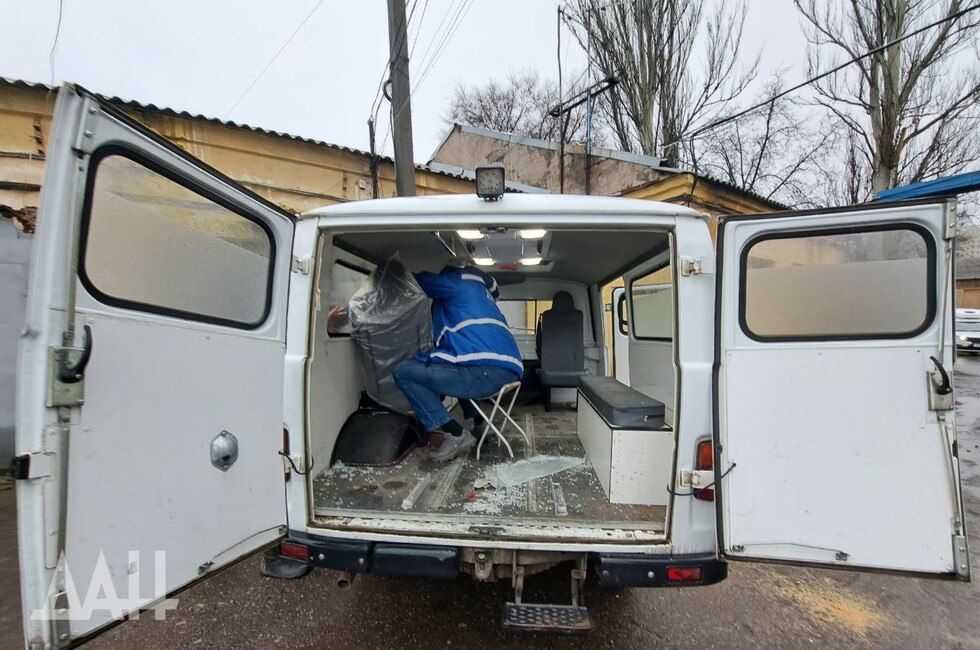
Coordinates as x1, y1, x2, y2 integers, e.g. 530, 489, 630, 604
741, 225, 935, 340
81, 152, 274, 328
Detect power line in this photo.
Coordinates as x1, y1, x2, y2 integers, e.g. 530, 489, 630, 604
381, 0, 473, 153
49, 0, 65, 86
409, 0, 430, 57
223, 0, 325, 119
412, 0, 473, 93
664, 1, 980, 151
407, 0, 464, 92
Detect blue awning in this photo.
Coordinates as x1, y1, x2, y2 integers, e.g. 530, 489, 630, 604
876, 171, 980, 201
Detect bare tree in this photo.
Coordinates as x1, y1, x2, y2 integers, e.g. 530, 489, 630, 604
796, 0, 980, 193
687, 76, 837, 208
442, 70, 590, 143
564, 0, 758, 166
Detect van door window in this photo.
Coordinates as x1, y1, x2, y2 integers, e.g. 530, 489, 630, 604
81, 152, 274, 328
326, 260, 369, 336
630, 270, 673, 341
741, 225, 934, 340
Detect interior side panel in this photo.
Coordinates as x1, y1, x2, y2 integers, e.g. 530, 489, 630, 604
308, 241, 368, 475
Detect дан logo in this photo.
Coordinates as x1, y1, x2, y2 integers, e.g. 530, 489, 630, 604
32, 551, 179, 622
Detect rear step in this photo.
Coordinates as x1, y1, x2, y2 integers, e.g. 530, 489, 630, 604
502, 555, 593, 633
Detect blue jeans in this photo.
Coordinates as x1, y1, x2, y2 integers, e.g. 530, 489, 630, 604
392, 361, 520, 432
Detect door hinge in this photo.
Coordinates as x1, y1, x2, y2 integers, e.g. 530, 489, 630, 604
11, 452, 54, 480
953, 534, 970, 580
678, 469, 714, 488
679, 256, 715, 276
291, 255, 313, 275
51, 590, 71, 647
943, 198, 957, 241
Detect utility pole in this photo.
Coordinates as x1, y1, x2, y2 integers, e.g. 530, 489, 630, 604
367, 117, 380, 199
386, 0, 415, 197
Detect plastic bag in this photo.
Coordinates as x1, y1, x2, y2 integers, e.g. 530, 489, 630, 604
348, 255, 432, 414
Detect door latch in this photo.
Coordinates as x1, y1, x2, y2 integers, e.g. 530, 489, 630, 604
47, 325, 93, 407
928, 355, 954, 411
11, 452, 54, 480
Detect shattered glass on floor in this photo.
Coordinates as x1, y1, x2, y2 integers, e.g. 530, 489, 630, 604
312, 406, 667, 527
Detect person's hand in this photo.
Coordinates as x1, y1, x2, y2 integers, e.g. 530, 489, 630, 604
327, 306, 349, 333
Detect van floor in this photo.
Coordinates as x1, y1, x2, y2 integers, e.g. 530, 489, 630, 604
311, 404, 667, 531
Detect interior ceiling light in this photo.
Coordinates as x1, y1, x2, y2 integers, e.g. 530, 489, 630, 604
518, 229, 547, 239
457, 229, 484, 240
520, 257, 543, 266
473, 257, 495, 266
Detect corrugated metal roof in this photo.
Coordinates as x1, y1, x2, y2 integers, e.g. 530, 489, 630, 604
424, 161, 550, 194
0, 77, 477, 184
441, 123, 666, 168
877, 171, 980, 201
433, 121, 789, 210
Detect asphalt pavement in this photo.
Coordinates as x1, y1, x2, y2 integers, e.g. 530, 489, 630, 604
3, 357, 980, 648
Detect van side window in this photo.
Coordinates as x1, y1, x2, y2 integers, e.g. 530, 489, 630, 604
741, 225, 935, 340
498, 299, 552, 335
81, 153, 274, 328
326, 260, 369, 336
630, 269, 673, 341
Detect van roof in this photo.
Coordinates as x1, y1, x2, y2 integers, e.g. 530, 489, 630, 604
301, 193, 706, 221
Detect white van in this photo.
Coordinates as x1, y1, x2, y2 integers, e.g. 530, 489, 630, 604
15, 86, 969, 646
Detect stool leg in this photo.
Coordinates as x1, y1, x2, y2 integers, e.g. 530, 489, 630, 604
500, 386, 530, 450
470, 399, 493, 461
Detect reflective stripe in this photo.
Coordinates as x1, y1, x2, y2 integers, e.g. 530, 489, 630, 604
435, 317, 509, 347
429, 351, 524, 370
461, 273, 487, 285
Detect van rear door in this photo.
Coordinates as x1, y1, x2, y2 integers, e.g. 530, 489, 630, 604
16, 85, 293, 647
715, 200, 968, 579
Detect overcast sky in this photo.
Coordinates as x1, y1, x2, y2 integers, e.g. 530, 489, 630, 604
3, 0, 806, 161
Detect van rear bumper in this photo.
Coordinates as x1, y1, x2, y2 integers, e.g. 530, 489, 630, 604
280, 532, 726, 587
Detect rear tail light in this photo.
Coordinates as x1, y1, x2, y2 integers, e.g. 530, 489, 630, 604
666, 566, 703, 583
694, 440, 714, 501
279, 542, 309, 561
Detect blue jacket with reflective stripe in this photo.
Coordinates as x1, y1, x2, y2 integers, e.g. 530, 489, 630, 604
413, 266, 524, 378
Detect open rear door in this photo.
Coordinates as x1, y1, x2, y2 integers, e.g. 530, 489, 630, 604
715, 199, 969, 579
16, 85, 293, 647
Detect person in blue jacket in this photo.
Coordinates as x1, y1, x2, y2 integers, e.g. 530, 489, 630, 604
393, 264, 523, 462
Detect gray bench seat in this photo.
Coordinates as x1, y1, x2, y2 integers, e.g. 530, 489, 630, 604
578, 376, 666, 431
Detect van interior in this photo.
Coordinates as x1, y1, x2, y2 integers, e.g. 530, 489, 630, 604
306, 226, 676, 543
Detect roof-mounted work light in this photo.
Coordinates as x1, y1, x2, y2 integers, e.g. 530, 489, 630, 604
475, 164, 505, 200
